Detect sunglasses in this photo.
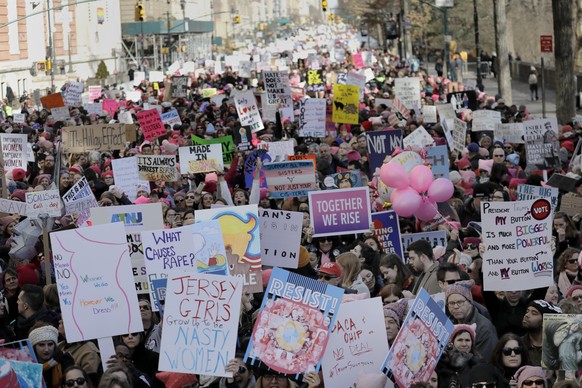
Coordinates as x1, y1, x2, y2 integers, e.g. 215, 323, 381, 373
503, 146, 512, 150
320, 238, 333, 242
64, 377, 86, 387
502, 346, 523, 356
465, 243, 478, 250
571, 295, 582, 301
122, 332, 141, 338
493, 154, 505, 157
461, 166, 472, 171
238, 366, 247, 374
567, 259, 579, 264
522, 380, 544, 387
318, 274, 337, 281
186, 195, 196, 199
444, 279, 459, 285
175, 198, 184, 203
139, 305, 150, 311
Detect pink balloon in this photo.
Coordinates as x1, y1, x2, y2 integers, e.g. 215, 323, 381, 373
409, 165, 434, 193
380, 163, 409, 189
391, 188, 422, 217
427, 178, 455, 203
416, 198, 438, 221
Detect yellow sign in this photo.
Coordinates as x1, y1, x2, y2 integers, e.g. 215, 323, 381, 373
332, 84, 359, 124
202, 88, 217, 98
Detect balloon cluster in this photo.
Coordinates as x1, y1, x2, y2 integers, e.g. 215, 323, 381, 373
380, 163, 454, 220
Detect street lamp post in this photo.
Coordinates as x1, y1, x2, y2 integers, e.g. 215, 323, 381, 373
473, 0, 483, 91
47, 0, 56, 92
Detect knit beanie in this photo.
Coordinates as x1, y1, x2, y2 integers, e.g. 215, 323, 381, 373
446, 280, 474, 303
383, 305, 401, 327
29, 325, 58, 346
298, 246, 310, 268
156, 372, 198, 387
566, 285, 582, 298
528, 299, 562, 315
450, 323, 476, 344
514, 366, 546, 387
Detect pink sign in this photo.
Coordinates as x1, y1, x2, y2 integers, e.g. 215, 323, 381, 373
352, 53, 365, 69
137, 109, 166, 141
102, 99, 119, 116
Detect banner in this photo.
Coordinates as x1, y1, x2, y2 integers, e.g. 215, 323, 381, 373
380, 289, 453, 387
192, 135, 235, 166
495, 123, 525, 144
332, 84, 359, 124
171, 76, 188, 98
394, 77, 421, 109
322, 298, 389, 388
263, 160, 316, 198
372, 210, 404, 257
425, 145, 450, 179
245, 268, 344, 378
259, 209, 302, 268
516, 184, 559, 210
195, 205, 263, 292
481, 199, 554, 291
523, 118, 560, 169
25, 190, 62, 218
299, 98, 326, 137
472, 110, 501, 132
178, 144, 224, 174
367, 129, 403, 177
137, 109, 166, 141
61, 124, 132, 153
234, 90, 264, 132
89, 203, 164, 295
309, 187, 372, 237
111, 157, 150, 201
0, 133, 28, 173
137, 155, 179, 182
323, 170, 362, 189
50, 222, 143, 342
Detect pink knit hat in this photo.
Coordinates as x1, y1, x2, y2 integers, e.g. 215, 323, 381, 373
514, 366, 545, 387
450, 323, 476, 344
566, 285, 582, 298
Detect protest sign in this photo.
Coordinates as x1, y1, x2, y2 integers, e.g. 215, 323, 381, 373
192, 135, 235, 166
546, 173, 579, 193
160, 109, 182, 127
62, 124, 133, 153
372, 210, 404, 257
159, 273, 242, 376
245, 267, 344, 377
171, 76, 188, 98
243, 149, 269, 189
257, 139, 295, 162
101, 99, 118, 116
559, 195, 582, 218
542, 314, 582, 370
51, 106, 71, 121
523, 118, 560, 169
89, 203, 164, 295
309, 187, 372, 237
404, 126, 434, 148
481, 199, 554, 291
263, 160, 316, 198
0, 198, 27, 216
287, 154, 317, 171
422, 105, 438, 123
381, 289, 453, 387
234, 90, 264, 132
367, 129, 403, 176
322, 297, 389, 388
394, 77, 421, 109
12, 113, 25, 124
332, 84, 359, 124
374, 98, 392, 109
299, 98, 326, 137
516, 184, 559, 210
472, 110, 501, 132
178, 144, 223, 174
259, 209, 302, 268
195, 205, 263, 292
50, 222, 143, 342
25, 190, 61, 218
452, 118, 467, 152
352, 52, 365, 68
401, 231, 447, 260
189, 220, 228, 275
137, 155, 179, 182
307, 69, 325, 92
151, 278, 167, 313
40, 92, 64, 109
233, 125, 253, 152
137, 109, 166, 141
202, 88, 217, 98
112, 157, 149, 201
0, 133, 28, 173
436, 103, 456, 120
263, 71, 293, 105
64, 81, 84, 106
425, 145, 450, 179
495, 123, 525, 144
83, 103, 104, 116
149, 70, 164, 82
447, 90, 479, 112
0, 339, 37, 362
323, 170, 362, 189
239, 61, 252, 78
62, 177, 99, 226
88, 85, 102, 102
0, 359, 43, 387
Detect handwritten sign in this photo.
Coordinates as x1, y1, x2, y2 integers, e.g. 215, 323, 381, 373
495, 123, 525, 144
62, 177, 98, 226
137, 109, 166, 141
299, 98, 326, 137
287, 154, 316, 171
12, 113, 25, 124
472, 110, 501, 132
422, 105, 438, 123
259, 209, 302, 268
322, 298, 389, 388
559, 195, 582, 218
160, 109, 182, 127
394, 77, 421, 109
332, 84, 359, 124
0, 133, 28, 173
0, 198, 27, 216
481, 199, 554, 291
262, 160, 316, 198
516, 184, 559, 210
111, 157, 150, 201
159, 273, 242, 376
263, 71, 292, 105
381, 289, 452, 387
83, 103, 104, 116
309, 187, 372, 237
234, 90, 264, 132
178, 144, 224, 174
51, 106, 71, 121
189, 220, 228, 276
452, 118, 467, 152
88, 86, 101, 102
64, 82, 84, 106
404, 126, 434, 148
137, 155, 179, 182
62, 124, 132, 153
257, 140, 295, 163
372, 211, 404, 257
25, 190, 61, 218
245, 268, 344, 378
192, 135, 235, 167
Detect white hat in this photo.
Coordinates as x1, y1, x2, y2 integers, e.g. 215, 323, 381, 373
28, 325, 58, 346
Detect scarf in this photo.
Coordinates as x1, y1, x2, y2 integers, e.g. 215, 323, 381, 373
558, 271, 574, 296
42, 359, 62, 388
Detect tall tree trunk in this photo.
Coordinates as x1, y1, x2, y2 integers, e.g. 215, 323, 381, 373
402, 0, 413, 59
552, 0, 576, 124
494, 0, 512, 104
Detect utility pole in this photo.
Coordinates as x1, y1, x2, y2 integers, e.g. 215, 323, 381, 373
47, 0, 56, 92
473, 0, 483, 91
166, 11, 171, 65
401, 0, 412, 60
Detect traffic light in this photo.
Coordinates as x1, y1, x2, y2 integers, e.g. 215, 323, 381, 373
135, 1, 144, 22
322, 0, 327, 12
234, 15, 240, 24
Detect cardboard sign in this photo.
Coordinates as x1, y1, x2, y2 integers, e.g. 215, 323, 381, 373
381, 289, 453, 387
263, 160, 316, 198
425, 145, 450, 179
160, 109, 182, 127
178, 144, 224, 174
332, 84, 360, 124
40, 92, 64, 109
25, 190, 62, 218
159, 273, 242, 376
50, 222, 143, 342
472, 110, 501, 132
309, 187, 372, 237
542, 314, 582, 370
401, 231, 447, 261
244, 268, 344, 377
89, 203, 164, 295
436, 103, 456, 120
322, 298, 389, 388
137, 155, 179, 182
111, 157, 150, 202
137, 109, 166, 141
299, 98, 326, 137
192, 135, 235, 166
494, 123, 525, 144
259, 209, 302, 268
171, 76, 189, 98
0, 198, 27, 216
372, 210, 404, 257
0, 133, 28, 173
234, 90, 264, 132
394, 77, 421, 109
263, 71, 293, 105
195, 205, 263, 292
61, 124, 132, 153
559, 195, 582, 218
481, 199, 554, 291
546, 173, 579, 193
516, 184, 559, 210
323, 170, 362, 190
523, 118, 560, 169
404, 125, 435, 148
367, 129, 403, 177
64, 81, 84, 106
